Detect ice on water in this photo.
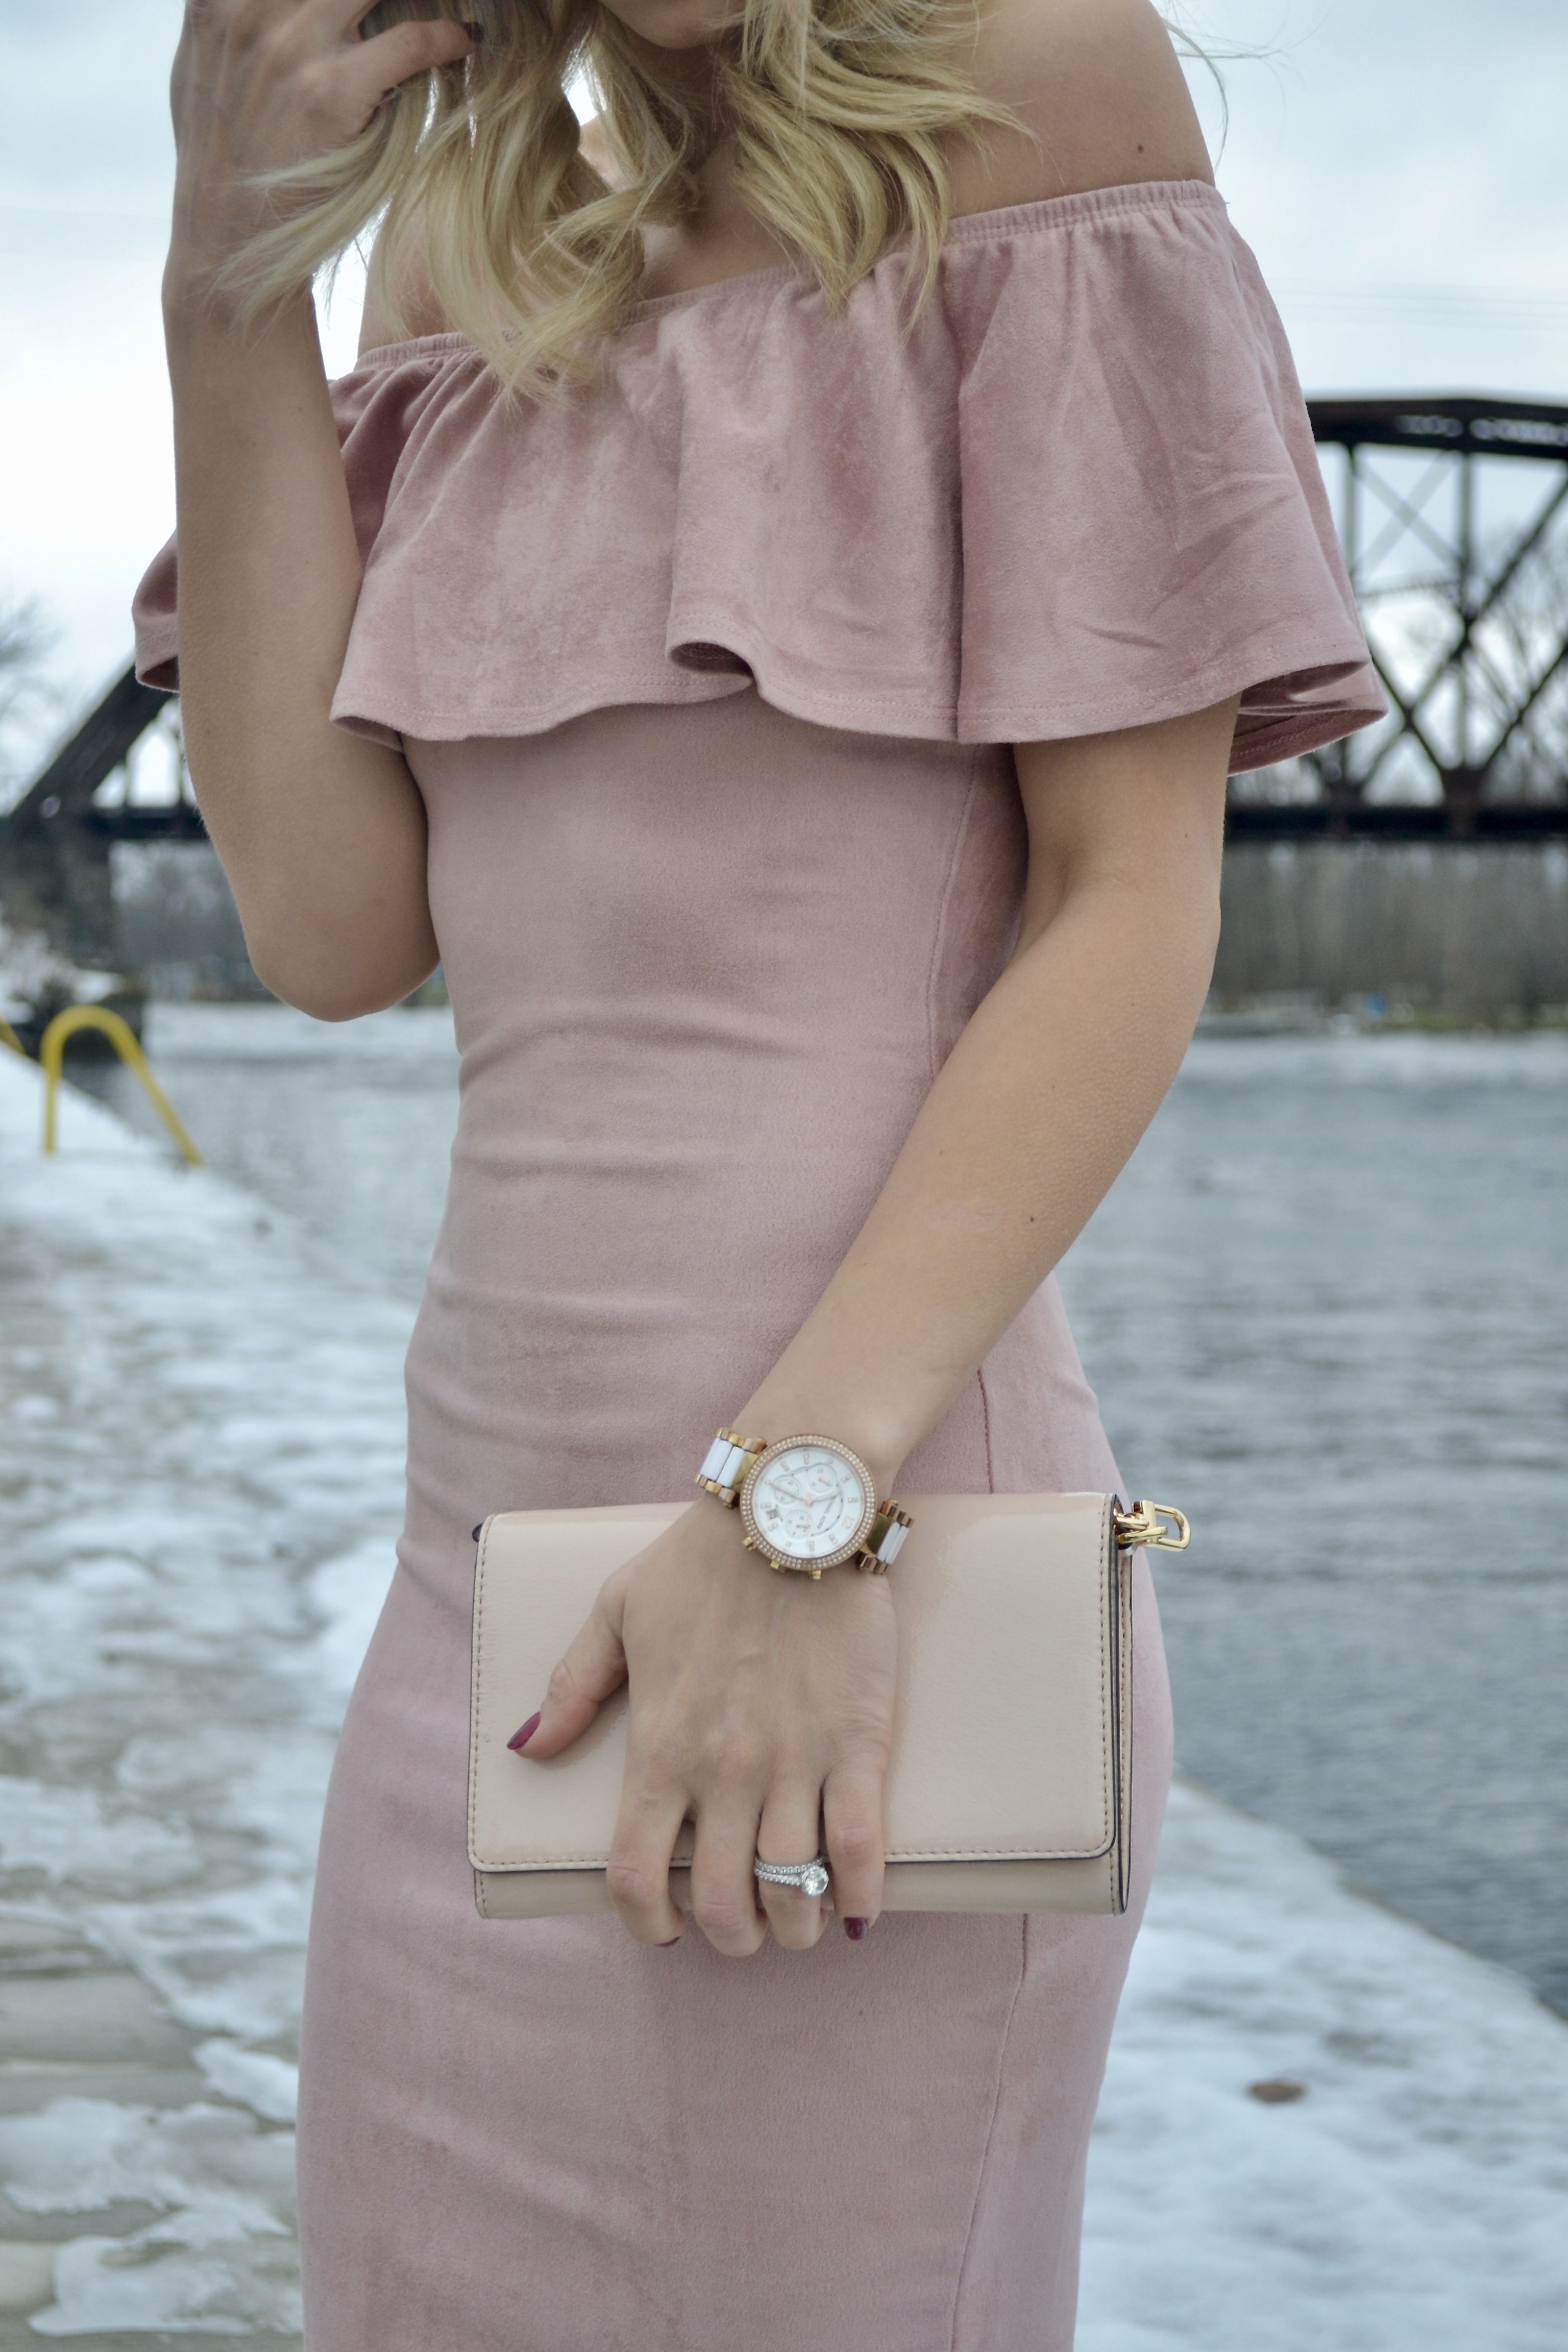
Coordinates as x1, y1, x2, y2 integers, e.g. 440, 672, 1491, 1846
0, 1054, 405, 2338
2, 1040, 1566, 2346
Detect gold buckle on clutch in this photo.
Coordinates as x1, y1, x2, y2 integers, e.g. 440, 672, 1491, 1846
1113, 1500, 1191, 1553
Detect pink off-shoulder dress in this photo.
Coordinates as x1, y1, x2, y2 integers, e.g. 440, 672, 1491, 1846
135, 180, 1380, 2352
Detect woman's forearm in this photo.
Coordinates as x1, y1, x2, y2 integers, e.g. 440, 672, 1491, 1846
164, 288, 438, 1018
738, 700, 1236, 1487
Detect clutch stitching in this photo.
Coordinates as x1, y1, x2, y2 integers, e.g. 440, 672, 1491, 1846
1095, 1492, 1111, 1846
468, 1520, 491, 1893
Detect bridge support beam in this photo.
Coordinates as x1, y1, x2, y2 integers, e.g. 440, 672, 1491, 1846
0, 668, 169, 972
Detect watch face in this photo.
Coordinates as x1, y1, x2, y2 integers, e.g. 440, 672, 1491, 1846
742, 1439, 874, 1568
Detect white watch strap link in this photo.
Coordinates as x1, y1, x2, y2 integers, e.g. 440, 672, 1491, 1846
858, 1504, 914, 1575
695, 1429, 766, 1505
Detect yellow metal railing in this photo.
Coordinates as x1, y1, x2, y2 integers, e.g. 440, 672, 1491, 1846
39, 1005, 202, 1166
0, 1017, 24, 1058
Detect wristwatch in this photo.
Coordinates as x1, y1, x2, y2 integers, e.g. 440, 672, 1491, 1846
696, 1429, 914, 1578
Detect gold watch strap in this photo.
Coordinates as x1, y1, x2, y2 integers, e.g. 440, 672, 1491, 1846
695, 1428, 768, 1506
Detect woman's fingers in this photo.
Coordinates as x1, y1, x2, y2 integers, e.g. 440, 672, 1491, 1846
822, 1762, 886, 1932
349, 11, 477, 103
309, 5, 475, 142
585, 1509, 899, 1958
605, 1784, 690, 1946
319, 0, 475, 60
517, 1577, 628, 1761
755, 1785, 830, 1951
168, 2, 482, 296
687, 1806, 768, 1959
180, 2, 477, 163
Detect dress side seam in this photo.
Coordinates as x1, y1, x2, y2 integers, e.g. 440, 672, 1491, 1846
947, 1914, 1029, 2352
923, 746, 984, 1089
977, 1365, 997, 1496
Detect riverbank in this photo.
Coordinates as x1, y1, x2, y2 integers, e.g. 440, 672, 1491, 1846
2, 1050, 1566, 2347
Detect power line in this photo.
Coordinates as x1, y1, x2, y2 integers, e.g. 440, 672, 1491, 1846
1279, 281, 1568, 330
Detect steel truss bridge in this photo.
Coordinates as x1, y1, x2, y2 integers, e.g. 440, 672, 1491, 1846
5, 394, 1568, 965
1236, 395, 1568, 839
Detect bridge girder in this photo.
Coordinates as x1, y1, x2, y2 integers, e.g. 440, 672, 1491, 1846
1296, 395, 1568, 836
0, 668, 175, 969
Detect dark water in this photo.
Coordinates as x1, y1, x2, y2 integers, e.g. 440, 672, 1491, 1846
1060, 1031, 1568, 2013
86, 1010, 1568, 2010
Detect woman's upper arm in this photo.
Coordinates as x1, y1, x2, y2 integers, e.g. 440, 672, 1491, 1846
1011, 698, 1238, 951
950, 0, 1214, 213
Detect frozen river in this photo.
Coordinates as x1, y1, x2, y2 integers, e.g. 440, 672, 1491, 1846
91, 1006, 1568, 2013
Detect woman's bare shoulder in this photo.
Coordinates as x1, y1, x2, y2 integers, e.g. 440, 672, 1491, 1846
946, 0, 1215, 216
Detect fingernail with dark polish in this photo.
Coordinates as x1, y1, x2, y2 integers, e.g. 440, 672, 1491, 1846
844, 1917, 868, 1942
463, 19, 485, 38
658, 1937, 681, 1947
506, 1711, 541, 1752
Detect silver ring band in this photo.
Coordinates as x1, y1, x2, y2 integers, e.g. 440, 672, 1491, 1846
754, 1853, 830, 1898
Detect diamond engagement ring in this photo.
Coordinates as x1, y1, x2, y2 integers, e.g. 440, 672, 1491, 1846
753, 1853, 831, 1898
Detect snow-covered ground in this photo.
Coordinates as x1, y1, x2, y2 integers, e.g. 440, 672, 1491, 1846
2, 1047, 1565, 2348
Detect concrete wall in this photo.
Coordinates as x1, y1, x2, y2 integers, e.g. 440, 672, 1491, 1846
110, 834, 1568, 1019
1214, 840, 1568, 1017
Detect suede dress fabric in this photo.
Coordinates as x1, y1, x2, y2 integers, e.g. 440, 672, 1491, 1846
134, 180, 1379, 2352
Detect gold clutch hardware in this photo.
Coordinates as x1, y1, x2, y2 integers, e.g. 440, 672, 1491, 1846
1112, 1499, 1190, 1553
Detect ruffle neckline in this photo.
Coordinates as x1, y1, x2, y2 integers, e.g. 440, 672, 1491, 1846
133, 178, 1382, 768
355, 179, 1231, 355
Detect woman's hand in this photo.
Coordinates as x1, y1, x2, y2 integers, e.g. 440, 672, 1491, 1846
521, 1504, 897, 1954
167, 1, 476, 298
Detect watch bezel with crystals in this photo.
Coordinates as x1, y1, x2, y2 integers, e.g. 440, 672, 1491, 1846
738, 1435, 878, 1576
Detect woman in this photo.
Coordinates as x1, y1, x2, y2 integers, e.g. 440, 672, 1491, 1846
137, 1, 1379, 2343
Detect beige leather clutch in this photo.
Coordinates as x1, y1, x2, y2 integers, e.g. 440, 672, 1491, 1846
469, 1491, 1186, 1921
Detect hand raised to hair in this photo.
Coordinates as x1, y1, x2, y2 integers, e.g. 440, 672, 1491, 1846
166, 1, 478, 296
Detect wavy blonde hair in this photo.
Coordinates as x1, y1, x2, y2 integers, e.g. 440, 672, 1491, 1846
233, 0, 1015, 397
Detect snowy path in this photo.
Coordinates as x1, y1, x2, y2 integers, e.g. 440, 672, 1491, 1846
1, 1051, 1565, 2347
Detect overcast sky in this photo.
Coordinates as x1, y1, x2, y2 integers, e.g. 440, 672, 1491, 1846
2, 0, 1566, 773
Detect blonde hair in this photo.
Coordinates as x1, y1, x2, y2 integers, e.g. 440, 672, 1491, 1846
233, 0, 1014, 398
